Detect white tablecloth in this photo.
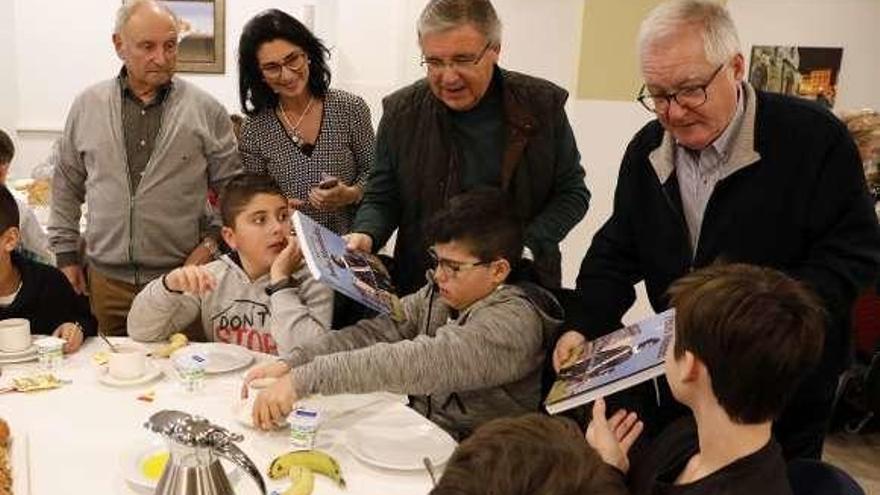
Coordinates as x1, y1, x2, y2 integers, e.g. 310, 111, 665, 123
0, 338, 441, 494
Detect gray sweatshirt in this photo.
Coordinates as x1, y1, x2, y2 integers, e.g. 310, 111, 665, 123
49, 75, 241, 284
286, 280, 562, 439
127, 254, 333, 357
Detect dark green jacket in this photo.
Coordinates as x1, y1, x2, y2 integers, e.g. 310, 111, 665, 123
353, 67, 590, 294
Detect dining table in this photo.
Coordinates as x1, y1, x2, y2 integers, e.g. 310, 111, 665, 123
0, 337, 449, 494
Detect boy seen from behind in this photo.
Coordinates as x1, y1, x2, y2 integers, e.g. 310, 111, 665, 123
431, 414, 629, 495
587, 263, 825, 495
127, 173, 333, 355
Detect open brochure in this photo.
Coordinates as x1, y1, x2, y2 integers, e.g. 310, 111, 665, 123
544, 309, 675, 415
292, 211, 401, 317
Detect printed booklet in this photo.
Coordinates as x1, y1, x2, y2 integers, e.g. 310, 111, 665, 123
545, 309, 675, 414
292, 211, 401, 317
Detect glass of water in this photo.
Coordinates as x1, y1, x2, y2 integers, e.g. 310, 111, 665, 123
35, 337, 65, 372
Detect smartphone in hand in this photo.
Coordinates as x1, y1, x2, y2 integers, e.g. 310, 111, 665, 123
318, 176, 339, 190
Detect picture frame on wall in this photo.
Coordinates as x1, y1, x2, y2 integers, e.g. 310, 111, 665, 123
748, 45, 843, 109
162, 0, 225, 74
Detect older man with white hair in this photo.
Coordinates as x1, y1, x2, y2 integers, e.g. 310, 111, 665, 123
553, 0, 880, 460
49, 0, 241, 335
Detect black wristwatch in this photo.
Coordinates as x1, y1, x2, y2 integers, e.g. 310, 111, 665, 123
265, 276, 299, 296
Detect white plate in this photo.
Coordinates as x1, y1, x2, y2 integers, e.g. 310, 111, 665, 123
346, 417, 457, 470
98, 361, 163, 387
0, 341, 37, 359
120, 440, 237, 491
173, 344, 254, 374
0, 353, 37, 364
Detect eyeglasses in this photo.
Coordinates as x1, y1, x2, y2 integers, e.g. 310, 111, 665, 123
428, 247, 491, 277
636, 63, 725, 113
260, 51, 309, 80
420, 42, 493, 73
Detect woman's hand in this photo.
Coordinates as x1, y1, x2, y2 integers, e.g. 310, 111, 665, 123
308, 179, 361, 211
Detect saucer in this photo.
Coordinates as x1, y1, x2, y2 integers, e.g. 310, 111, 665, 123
0, 345, 37, 364
0, 341, 37, 359
121, 440, 237, 491
98, 362, 163, 387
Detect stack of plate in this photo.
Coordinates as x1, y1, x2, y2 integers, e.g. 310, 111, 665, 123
0, 340, 37, 364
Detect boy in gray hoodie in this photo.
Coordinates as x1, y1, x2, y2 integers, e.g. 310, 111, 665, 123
244, 188, 562, 438
127, 174, 333, 356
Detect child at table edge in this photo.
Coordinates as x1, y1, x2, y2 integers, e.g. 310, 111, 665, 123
0, 128, 54, 265
0, 184, 94, 352
126, 173, 333, 356
586, 263, 825, 495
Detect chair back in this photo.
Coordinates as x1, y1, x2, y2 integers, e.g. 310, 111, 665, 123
788, 459, 865, 495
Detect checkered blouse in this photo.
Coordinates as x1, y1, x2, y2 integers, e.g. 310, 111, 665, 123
239, 89, 375, 234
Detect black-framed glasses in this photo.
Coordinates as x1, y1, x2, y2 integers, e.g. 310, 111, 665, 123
636, 63, 725, 113
428, 247, 491, 277
260, 51, 309, 80
420, 42, 492, 73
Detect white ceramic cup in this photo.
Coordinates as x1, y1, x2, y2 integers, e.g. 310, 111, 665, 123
107, 345, 147, 380
0, 318, 31, 353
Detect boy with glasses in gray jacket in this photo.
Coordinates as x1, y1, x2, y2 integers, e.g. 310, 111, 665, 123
243, 188, 562, 438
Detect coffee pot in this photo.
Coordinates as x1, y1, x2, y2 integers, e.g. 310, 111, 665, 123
145, 410, 266, 495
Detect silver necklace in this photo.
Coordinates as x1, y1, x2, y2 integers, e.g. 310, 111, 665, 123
278, 95, 315, 147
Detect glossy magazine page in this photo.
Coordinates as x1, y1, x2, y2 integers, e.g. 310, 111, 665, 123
545, 308, 675, 414
292, 211, 399, 316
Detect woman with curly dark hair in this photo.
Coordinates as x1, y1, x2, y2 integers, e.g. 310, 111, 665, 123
237, 9, 374, 234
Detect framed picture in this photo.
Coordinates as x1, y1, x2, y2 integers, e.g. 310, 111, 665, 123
748, 45, 843, 109
163, 0, 225, 73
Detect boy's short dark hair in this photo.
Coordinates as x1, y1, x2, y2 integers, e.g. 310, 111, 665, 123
667, 263, 825, 423
220, 173, 285, 227
0, 129, 14, 164
0, 185, 20, 233
426, 188, 523, 265
430, 414, 626, 495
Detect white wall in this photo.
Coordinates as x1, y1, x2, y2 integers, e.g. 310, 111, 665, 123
730, 0, 880, 112
0, 1, 18, 139
2, 0, 878, 323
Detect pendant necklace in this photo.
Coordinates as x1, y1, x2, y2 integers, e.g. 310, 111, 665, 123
279, 95, 315, 147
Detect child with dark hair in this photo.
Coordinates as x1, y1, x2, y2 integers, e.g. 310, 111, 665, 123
587, 263, 825, 495
243, 188, 563, 437
0, 129, 53, 265
0, 185, 94, 352
431, 413, 628, 495
127, 173, 333, 356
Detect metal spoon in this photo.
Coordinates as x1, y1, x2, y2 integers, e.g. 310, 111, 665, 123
423, 457, 437, 486
98, 330, 118, 353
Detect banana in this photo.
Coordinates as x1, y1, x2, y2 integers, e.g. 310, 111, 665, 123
282, 466, 315, 495
268, 450, 345, 487
152, 333, 189, 358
